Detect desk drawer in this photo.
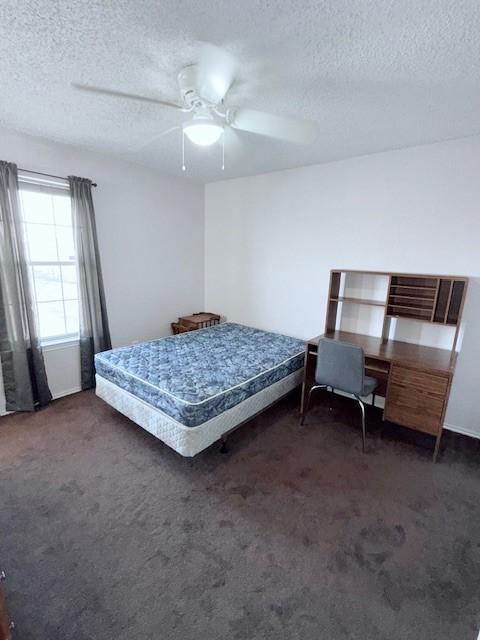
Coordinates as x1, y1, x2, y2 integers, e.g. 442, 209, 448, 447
390, 366, 449, 397
385, 364, 449, 436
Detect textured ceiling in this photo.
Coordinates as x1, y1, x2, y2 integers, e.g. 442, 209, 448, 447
1, 0, 480, 183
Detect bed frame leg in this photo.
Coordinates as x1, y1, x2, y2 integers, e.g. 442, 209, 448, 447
220, 436, 229, 454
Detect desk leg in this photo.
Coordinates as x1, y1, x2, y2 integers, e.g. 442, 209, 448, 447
300, 347, 316, 414
433, 429, 443, 463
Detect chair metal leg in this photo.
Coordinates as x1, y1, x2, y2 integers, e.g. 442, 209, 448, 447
354, 395, 366, 453
300, 385, 327, 425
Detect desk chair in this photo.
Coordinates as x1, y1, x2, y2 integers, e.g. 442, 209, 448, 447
300, 338, 378, 452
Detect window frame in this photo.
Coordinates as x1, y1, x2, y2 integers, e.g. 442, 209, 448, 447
18, 173, 80, 346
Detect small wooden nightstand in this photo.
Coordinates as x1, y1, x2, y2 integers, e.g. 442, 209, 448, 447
171, 312, 220, 335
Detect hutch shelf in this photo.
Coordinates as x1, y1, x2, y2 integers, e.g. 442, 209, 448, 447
326, 270, 467, 352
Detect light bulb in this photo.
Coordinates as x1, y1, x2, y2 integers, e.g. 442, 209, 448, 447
183, 119, 223, 146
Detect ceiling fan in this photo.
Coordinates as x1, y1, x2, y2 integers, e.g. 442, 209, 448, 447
72, 44, 317, 170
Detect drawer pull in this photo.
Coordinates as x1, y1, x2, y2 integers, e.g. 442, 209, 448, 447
0, 571, 5, 582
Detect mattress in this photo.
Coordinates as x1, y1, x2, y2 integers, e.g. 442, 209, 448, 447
95, 322, 305, 427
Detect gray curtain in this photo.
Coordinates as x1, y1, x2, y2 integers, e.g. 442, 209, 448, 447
69, 176, 111, 390
0, 161, 52, 411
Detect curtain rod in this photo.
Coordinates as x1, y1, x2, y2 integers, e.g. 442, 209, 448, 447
18, 168, 97, 188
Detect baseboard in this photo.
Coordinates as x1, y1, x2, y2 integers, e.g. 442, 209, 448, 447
3, 387, 479, 442
443, 422, 480, 440
52, 387, 82, 400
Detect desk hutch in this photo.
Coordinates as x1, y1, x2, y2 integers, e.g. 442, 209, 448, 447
301, 270, 468, 461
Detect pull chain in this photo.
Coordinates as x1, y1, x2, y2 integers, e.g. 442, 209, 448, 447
182, 129, 186, 172
221, 130, 225, 171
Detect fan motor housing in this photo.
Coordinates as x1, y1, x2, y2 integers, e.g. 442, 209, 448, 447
178, 65, 206, 108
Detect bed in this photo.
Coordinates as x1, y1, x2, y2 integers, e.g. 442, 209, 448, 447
95, 322, 305, 456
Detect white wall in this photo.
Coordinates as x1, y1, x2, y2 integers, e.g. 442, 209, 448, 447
205, 135, 480, 437
0, 128, 204, 401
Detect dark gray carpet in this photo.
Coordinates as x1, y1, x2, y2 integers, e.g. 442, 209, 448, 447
0, 389, 479, 640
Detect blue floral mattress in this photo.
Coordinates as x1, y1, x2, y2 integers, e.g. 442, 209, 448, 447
95, 323, 305, 427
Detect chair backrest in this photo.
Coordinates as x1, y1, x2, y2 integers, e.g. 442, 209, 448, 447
315, 338, 365, 396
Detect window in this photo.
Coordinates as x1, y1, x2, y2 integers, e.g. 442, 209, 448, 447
18, 177, 80, 343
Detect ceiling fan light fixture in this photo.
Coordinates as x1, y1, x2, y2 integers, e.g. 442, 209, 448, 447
183, 118, 223, 146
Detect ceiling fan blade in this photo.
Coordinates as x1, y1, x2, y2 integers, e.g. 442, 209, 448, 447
227, 108, 317, 145
131, 126, 181, 154
196, 43, 237, 104
72, 83, 187, 111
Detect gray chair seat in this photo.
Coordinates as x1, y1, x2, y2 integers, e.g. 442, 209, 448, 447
363, 375, 378, 397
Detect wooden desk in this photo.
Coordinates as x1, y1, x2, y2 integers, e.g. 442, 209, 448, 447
301, 330, 457, 461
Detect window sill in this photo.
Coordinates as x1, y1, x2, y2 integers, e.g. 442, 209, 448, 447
41, 336, 80, 351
